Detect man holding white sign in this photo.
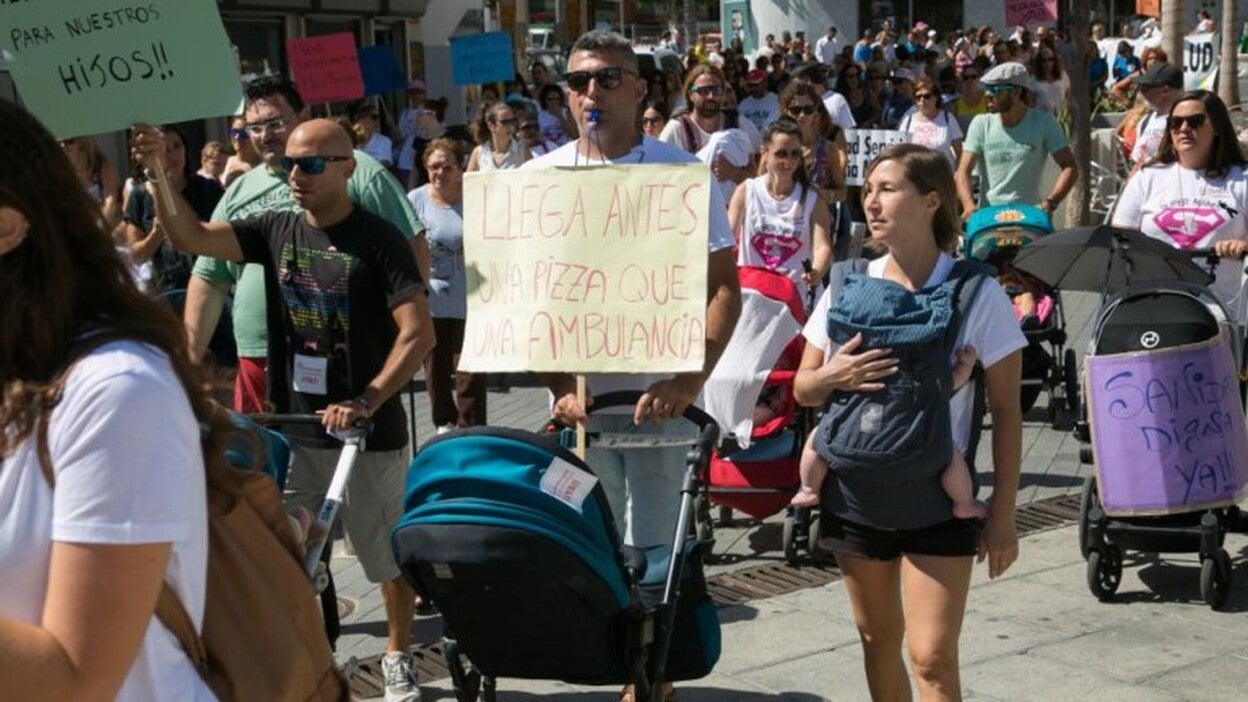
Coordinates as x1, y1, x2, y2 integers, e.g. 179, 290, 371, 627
526, 30, 740, 545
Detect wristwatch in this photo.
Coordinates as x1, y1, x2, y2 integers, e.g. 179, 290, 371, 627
352, 396, 372, 415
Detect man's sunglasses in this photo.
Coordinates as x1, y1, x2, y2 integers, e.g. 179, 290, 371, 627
279, 155, 351, 174
983, 84, 1015, 96
566, 67, 634, 92
690, 84, 724, 96
1168, 113, 1208, 131
788, 105, 816, 116
228, 128, 251, 140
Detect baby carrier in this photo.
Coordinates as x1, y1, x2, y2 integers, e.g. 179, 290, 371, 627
815, 258, 991, 530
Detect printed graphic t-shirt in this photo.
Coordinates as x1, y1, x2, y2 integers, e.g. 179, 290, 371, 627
232, 208, 425, 450
1112, 163, 1248, 316
964, 108, 1069, 206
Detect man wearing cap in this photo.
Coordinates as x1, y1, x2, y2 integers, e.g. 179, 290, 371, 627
880, 67, 918, 129
1129, 62, 1184, 168
956, 62, 1077, 219
738, 69, 781, 132
815, 25, 840, 66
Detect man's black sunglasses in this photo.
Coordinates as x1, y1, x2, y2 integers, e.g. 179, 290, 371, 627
566, 67, 635, 92
279, 155, 351, 175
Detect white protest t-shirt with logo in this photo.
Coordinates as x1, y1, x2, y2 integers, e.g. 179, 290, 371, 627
737, 93, 781, 133
1112, 163, 1248, 315
523, 136, 736, 409
897, 108, 963, 166
1130, 109, 1167, 165
737, 175, 819, 286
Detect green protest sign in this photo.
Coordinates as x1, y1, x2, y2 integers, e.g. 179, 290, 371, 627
1, 0, 242, 139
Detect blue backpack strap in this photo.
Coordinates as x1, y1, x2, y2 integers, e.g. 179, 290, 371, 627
945, 258, 995, 484
824, 258, 870, 348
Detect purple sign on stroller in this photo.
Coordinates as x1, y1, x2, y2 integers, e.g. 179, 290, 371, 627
1087, 335, 1248, 516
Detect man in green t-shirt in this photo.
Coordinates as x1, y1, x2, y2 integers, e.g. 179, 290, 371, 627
954, 62, 1078, 220
185, 76, 429, 414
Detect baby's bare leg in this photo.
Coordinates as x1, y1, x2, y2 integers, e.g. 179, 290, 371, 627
942, 449, 988, 519
791, 430, 826, 507
952, 346, 978, 391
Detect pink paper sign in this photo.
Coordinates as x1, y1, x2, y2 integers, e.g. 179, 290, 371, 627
1086, 335, 1248, 516
286, 33, 365, 104
1004, 0, 1058, 27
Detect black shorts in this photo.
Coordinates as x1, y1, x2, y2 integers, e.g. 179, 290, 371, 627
818, 514, 981, 560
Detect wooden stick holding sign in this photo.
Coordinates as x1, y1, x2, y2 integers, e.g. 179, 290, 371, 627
576, 374, 587, 460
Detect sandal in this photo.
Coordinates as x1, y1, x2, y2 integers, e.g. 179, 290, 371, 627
619, 682, 676, 702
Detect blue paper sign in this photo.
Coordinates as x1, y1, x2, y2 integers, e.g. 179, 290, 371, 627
358, 45, 405, 96
449, 32, 515, 86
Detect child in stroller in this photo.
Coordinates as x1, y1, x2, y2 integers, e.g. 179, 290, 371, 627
790, 344, 988, 520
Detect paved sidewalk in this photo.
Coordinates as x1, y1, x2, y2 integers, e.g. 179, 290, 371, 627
332, 292, 1248, 700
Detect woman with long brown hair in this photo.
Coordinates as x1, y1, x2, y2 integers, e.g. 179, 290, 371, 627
0, 102, 220, 698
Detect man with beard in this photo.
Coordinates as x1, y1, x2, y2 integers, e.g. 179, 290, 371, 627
955, 62, 1077, 219
736, 68, 781, 132
658, 63, 761, 182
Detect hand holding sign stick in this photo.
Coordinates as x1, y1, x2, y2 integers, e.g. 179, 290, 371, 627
129, 123, 178, 217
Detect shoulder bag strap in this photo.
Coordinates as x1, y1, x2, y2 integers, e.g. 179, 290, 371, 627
155, 584, 209, 671
680, 115, 700, 154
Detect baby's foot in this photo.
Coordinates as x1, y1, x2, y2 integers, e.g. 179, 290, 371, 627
952, 499, 989, 520
790, 486, 821, 507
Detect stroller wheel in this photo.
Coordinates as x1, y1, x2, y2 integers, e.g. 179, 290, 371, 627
782, 513, 799, 566
1086, 546, 1123, 602
1200, 549, 1233, 610
1063, 349, 1080, 411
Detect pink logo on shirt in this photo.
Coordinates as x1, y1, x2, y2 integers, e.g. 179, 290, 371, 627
1152, 207, 1225, 248
750, 232, 803, 269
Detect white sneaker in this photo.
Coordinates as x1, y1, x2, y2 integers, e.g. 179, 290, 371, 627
436, 425, 453, 435
381, 651, 419, 702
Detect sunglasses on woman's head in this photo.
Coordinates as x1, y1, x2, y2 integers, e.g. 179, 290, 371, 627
566, 67, 633, 92
1168, 113, 1208, 131
279, 155, 350, 175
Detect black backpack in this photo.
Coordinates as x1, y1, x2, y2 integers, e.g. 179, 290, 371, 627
814, 258, 991, 529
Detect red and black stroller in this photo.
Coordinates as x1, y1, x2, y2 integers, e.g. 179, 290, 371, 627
696, 266, 819, 564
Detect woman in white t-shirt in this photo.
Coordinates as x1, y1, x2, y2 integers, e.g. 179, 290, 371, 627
1028, 44, 1071, 117
897, 77, 964, 167
0, 100, 215, 701
728, 118, 832, 288
1112, 91, 1248, 315
794, 143, 1025, 700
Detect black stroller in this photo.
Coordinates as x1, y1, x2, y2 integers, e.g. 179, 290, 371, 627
391, 393, 722, 701
1015, 227, 1248, 609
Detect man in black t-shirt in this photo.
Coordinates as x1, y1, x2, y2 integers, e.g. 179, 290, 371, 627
133, 119, 435, 698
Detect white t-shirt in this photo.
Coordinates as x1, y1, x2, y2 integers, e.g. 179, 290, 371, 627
658, 113, 763, 154
821, 90, 858, 132
737, 92, 781, 133
738, 175, 820, 286
1130, 109, 1167, 165
0, 342, 213, 702
802, 254, 1027, 452
898, 108, 963, 166
1111, 163, 1248, 315
524, 137, 736, 404
815, 35, 840, 64
1032, 75, 1070, 116
362, 133, 394, 166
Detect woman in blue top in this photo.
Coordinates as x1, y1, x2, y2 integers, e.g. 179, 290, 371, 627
407, 138, 488, 433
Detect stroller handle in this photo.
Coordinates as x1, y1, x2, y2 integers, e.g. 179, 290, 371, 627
590, 391, 720, 447
249, 413, 371, 440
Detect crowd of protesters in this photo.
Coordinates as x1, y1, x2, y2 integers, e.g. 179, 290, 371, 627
4, 10, 1248, 702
